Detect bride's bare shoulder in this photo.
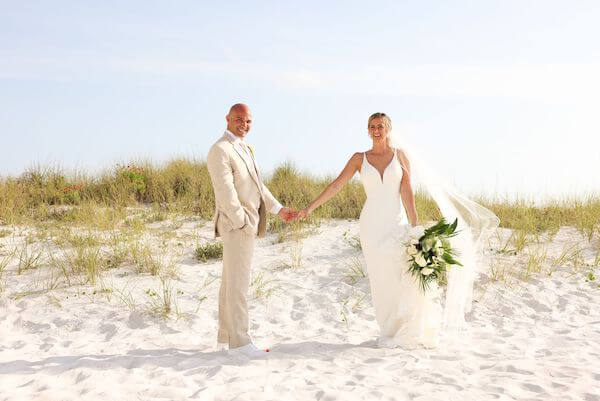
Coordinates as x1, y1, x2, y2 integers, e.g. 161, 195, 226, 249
348, 152, 365, 161
348, 152, 364, 170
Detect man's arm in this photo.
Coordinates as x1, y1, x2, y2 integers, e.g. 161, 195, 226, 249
207, 145, 247, 229
261, 183, 282, 215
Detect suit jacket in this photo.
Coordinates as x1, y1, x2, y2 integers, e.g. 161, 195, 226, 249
207, 132, 280, 238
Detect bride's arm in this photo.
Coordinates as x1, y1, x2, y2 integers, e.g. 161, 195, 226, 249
299, 153, 363, 218
397, 149, 418, 226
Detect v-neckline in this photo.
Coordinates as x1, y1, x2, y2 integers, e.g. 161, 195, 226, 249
364, 151, 395, 183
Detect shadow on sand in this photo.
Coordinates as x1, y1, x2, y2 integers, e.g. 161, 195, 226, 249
0, 340, 379, 375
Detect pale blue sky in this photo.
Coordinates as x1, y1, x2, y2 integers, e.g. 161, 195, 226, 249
1, 1, 599, 200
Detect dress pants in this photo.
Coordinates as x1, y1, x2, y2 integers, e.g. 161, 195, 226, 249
216, 220, 255, 348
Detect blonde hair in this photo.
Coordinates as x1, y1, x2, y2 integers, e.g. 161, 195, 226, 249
368, 112, 393, 146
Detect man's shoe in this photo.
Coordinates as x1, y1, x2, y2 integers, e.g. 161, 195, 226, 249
229, 343, 270, 358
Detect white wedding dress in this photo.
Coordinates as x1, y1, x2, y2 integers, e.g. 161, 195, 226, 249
359, 151, 443, 349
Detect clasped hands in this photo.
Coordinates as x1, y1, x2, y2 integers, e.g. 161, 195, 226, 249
277, 207, 310, 223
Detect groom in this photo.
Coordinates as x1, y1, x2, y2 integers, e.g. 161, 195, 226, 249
207, 103, 297, 357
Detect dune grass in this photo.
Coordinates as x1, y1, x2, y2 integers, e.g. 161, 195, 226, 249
17, 243, 45, 275
145, 274, 181, 319
482, 195, 600, 240
250, 271, 278, 300
1, 159, 598, 292
195, 242, 223, 263
0, 159, 598, 241
0, 159, 214, 226
0, 248, 15, 294
1, 159, 597, 317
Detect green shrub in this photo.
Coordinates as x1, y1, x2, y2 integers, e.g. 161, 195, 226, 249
195, 242, 223, 262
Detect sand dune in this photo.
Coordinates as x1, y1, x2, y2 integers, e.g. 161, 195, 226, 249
0, 220, 599, 401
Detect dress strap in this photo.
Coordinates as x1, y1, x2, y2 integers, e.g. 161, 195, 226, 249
359, 152, 366, 174
395, 148, 409, 173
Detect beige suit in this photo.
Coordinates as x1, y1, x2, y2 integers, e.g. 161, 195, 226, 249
207, 131, 281, 348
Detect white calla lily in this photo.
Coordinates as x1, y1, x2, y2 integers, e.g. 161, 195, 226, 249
407, 246, 418, 256
414, 253, 427, 267
421, 268, 434, 276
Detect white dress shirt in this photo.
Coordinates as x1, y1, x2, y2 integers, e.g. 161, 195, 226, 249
225, 130, 282, 214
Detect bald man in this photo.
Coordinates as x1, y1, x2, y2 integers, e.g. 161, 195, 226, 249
207, 103, 297, 357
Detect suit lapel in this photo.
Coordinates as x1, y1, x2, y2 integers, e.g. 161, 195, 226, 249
246, 146, 264, 186
230, 139, 263, 194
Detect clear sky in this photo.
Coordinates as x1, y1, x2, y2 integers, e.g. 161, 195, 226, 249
1, 1, 599, 201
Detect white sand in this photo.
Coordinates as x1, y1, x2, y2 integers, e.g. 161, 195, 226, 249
0, 219, 599, 401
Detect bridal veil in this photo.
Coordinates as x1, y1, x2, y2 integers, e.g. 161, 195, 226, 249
388, 130, 500, 334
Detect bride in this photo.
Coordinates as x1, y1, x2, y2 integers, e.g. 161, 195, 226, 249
298, 112, 499, 349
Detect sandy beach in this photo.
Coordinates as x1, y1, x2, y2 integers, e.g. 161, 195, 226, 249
1, 218, 599, 401
3, 1, 600, 400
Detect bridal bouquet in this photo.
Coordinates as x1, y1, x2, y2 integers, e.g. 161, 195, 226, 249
405, 218, 462, 292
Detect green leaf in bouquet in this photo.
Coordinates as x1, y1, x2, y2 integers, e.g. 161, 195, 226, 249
407, 217, 464, 292
449, 218, 458, 233
442, 253, 463, 266
442, 219, 459, 237
424, 218, 448, 236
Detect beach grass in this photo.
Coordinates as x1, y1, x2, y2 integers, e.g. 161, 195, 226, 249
0, 247, 15, 294
1, 159, 598, 238
1, 159, 598, 302
250, 271, 278, 300
195, 242, 223, 262
145, 274, 180, 319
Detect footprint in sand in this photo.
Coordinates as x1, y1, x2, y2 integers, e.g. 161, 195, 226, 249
291, 296, 307, 320
16, 300, 28, 312
557, 297, 568, 312
534, 348, 552, 357
20, 319, 51, 333
100, 323, 118, 341
551, 382, 569, 390
290, 310, 306, 321
505, 365, 534, 375
75, 371, 90, 384
52, 317, 71, 328
524, 298, 552, 313
569, 290, 592, 301
127, 311, 149, 329
364, 358, 385, 364
521, 383, 545, 393
39, 337, 56, 351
